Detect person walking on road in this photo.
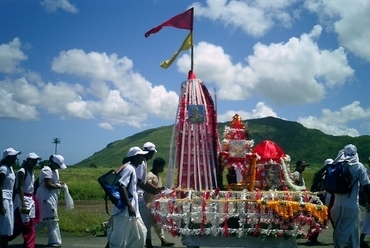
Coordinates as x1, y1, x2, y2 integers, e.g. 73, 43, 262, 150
331, 144, 370, 248
107, 147, 149, 248
10, 152, 42, 248
35, 154, 67, 248
144, 157, 174, 246
0, 148, 21, 248
360, 156, 370, 248
139, 142, 160, 248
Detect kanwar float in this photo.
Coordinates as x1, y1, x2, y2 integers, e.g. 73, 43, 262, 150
144, 7, 329, 248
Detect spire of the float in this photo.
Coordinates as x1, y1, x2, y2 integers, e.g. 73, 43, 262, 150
188, 70, 196, 79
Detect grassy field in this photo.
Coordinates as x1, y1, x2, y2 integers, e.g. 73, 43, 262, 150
52, 165, 319, 236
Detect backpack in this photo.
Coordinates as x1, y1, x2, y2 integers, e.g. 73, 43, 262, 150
98, 167, 133, 215
324, 160, 355, 195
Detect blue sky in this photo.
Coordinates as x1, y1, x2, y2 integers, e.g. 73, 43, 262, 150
1, 0, 370, 165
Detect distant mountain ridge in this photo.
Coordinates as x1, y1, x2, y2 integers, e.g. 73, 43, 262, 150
74, 117, 370, 167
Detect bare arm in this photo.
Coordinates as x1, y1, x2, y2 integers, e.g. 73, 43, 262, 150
17, 171, 29, 214
119, 184, 135, 217
44, 178, 62, 190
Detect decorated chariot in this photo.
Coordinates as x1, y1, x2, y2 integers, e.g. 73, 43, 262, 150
152, 71, 328, 248
144, 8, 328, 248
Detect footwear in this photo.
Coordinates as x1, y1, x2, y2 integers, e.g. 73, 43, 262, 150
161, 240, 175, 246
47, 244, 62, 247
361, 242, 370, 248
145, 239, 154, 248
305, 240, 322, 246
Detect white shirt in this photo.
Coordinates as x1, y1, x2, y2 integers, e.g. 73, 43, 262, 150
0, 165, 15, 199
113, 163, 140, 217
135, 160, 147, 199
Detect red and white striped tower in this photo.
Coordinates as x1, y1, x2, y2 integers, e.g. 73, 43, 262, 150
166, 71, 220, 191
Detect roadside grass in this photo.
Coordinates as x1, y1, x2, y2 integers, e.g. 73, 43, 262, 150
51, 166, 319, 236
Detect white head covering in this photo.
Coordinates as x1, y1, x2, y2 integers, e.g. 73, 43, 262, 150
324, 158, 334, 166
335, 144, 359, 163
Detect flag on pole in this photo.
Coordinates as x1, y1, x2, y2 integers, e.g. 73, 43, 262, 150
145, 8, 194, 69
144, 8, 193, 38
160, 32, 193, 69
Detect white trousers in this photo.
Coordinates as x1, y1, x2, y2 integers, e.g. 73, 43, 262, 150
108, 215, 147, 248
35, 220, 61, 245
139, 199, 151, 240
331, 204, 360, 248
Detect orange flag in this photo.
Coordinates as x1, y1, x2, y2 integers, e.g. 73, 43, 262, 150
145, 8, 193, 38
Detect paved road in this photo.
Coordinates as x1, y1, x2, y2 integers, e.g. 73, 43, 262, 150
7, 219, 369, 248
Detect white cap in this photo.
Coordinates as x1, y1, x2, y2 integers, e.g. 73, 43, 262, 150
127, 146, 148, 158
27, 152, 42, 160
143, 142, 157, 152
52, 154, 67, 169
3, 147, 21, 159
324, 158, 334, 166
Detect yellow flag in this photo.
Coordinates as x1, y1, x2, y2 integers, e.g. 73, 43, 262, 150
160, 32, 193, 69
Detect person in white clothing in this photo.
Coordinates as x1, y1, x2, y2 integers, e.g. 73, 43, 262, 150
10, 152, 42, 248
360, 157, 370, 248
331, 144, 370, 248
140, 142, 161, 248
144, 157, 174, 246
0, 147, 20, 248
35, 154, 67, 248
107, 147, 148, 248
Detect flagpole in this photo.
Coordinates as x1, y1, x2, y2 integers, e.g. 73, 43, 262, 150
191, 7, 194, 72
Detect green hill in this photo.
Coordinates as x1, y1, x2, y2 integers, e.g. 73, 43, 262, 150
74, 116, 370, 167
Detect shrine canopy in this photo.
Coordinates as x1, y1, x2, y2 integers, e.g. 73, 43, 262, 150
253, 140, 286, 164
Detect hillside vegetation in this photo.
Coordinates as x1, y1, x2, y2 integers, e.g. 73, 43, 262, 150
75, 116, 370, 167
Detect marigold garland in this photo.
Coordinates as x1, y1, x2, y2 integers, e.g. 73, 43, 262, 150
152, 189, 328, 239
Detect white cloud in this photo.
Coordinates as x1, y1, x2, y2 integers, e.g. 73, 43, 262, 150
178, 26, 354, 105
298, 101, 370, 137
0, 38, 27, 74
218, 102, 278, 122
98, 122, 114, 131
192, 0, 298, 37
40, 0, 78, 13
51, 49, 179, 122
305, 0, 370, 62
0, 86, 39, 120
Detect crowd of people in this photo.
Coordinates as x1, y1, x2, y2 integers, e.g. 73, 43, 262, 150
104, 142, 174, 248
2, 142, 370, 248
300, 144, 370, 248
0, 147, 69, 248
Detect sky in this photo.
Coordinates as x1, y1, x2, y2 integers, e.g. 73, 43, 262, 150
1, 0, 370, 165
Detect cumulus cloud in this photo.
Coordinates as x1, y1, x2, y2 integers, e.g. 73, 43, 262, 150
51, 49, 179, 125
218, 102, 278, 122
40, 0, 78, 13
178, 26, 354, 106
305, 0, 370, 62
0, 38, 27, 74
192, 0, 298, 37
98, 122, 114, 131
298, 101, 370, 137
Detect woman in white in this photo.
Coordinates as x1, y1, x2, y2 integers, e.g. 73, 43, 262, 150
10, 152, 42, 248
107, 147, 147, 248
35, 154, 67, 248
0, 147, 20, 248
